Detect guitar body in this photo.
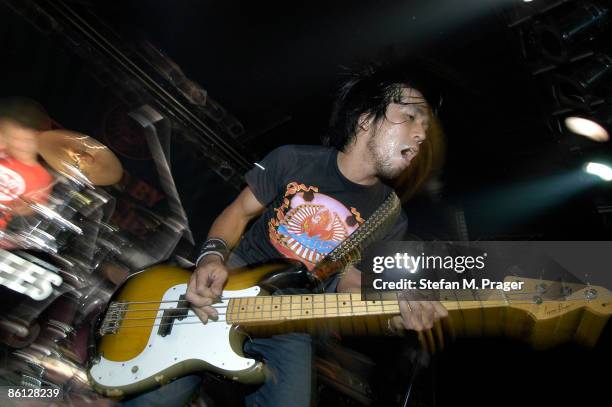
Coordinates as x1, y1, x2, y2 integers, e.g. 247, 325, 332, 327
88, 261, 312, 398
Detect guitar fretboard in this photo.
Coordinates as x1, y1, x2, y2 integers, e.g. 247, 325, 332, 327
228, 293, 398, 324
226, 292, 510, 325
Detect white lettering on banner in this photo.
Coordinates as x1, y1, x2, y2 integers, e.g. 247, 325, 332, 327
0, 249, 62, 300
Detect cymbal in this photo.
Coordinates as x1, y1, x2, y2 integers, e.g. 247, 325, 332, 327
38, 130, 123, 186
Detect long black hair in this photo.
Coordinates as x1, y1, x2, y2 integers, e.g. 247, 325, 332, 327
324, 63, 441, 151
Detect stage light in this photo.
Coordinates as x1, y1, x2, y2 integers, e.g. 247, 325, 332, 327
554, 54, 612, 108
565, 104, 612, 142
585, 162, 612, 181
534, 3, 608, 63
572, 54, 612, 90
564, 117, 608, 141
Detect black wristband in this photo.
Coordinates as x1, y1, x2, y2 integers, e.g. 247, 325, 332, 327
196, 238, 229, 266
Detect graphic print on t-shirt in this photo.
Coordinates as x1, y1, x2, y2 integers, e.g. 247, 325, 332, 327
0, 162, 26, 201
269, 182, 364, 270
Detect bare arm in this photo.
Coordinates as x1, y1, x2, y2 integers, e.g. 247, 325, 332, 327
205, 186, 266, 249
186, 186, 265, 323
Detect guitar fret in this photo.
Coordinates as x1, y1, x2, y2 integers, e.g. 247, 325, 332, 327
323, 293, 327, 319
327, 294, 338, 316
262, 296, 266, 321
351, 294, 368, 315
257, 296, 264, 322
337, 294, 351, 316
298, 294, 302, 320
251, 296, 255, 320
291, 295, 301, 320
268, 296, 272, 322
238, 297, 244, 322
313, 294, 325, 317
229, 298, 236, 322
272, 296, 281, 320
252, 297, 257, 322
281, 295, 291, 319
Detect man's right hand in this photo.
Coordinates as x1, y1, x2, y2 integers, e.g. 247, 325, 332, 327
185, 255, 229, 324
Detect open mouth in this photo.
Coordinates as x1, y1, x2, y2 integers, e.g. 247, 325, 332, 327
400, 145, 418, 160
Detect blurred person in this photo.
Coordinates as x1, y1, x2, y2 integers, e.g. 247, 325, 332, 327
0, 97, 53, 231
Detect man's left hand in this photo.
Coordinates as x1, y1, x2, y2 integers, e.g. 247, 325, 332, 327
388, 300, 448, 333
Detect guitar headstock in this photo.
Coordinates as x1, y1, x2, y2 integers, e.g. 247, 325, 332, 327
501, 276, 611, 348
502, 276, 611, 317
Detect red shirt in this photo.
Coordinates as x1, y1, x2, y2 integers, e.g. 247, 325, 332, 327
0, 149, 53, 230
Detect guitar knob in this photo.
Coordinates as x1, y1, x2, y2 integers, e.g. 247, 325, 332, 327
585, 288, 598, 300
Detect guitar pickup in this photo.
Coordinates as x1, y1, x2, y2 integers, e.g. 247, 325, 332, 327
157, 294, 189, 337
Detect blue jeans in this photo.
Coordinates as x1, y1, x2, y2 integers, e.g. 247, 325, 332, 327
117, 374, 202, 407
118, 333, 312, 407
243, 333, 312, 407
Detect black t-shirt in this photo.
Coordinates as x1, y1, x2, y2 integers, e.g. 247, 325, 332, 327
233, 145, 408, 271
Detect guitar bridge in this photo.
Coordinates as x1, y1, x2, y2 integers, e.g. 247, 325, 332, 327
98, 301, 127, 336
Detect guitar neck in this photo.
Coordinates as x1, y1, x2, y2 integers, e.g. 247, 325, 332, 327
225, 292, 509, 335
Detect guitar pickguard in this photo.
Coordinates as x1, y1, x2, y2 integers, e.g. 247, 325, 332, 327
89, 285, 264, 397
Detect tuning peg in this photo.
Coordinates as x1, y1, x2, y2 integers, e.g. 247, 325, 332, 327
584, 288, 598, 300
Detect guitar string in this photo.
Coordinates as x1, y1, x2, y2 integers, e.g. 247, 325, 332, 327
113, 289, 583, 308
103, 296, 593, 331
104, 294, 602, 331
101, 297, 594, 324
117, 305, 228, 313
114, 298, 232, 305
108, 293, 590, 319
115, 297, 399, 314
102, 317, 399, 329
109, 293, 594, 319
105, 309, 411, 328
105, 283, 599, 326
104, 286, 600, 329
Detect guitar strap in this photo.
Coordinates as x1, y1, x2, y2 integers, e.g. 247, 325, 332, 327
313, 190, 401, 282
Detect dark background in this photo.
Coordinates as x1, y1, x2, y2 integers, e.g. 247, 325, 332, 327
1, 0, 610, 405
96, 0, 612, 242
4, 0, 612, 244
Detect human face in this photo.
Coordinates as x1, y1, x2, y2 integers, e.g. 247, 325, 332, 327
367, 87, 430, 180
0, 119, 40, 162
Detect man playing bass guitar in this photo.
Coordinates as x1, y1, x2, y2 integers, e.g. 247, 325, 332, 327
123, 65, 448, 406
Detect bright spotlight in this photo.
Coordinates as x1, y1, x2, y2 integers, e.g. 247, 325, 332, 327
565, 104, 612, 142
565, 116, 609, 142
585, 162, 612, 181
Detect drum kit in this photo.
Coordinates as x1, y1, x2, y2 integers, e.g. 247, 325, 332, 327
1, 129, 123, 253
0, 129, 128, 403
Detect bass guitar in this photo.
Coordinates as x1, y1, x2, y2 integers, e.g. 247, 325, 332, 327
88, 262, 611, 398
